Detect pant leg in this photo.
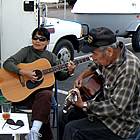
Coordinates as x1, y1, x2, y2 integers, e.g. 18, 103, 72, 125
59, 107, 88, 140
63, 118, 122, 140
39, 119, 53, 140
32, 89, 53, 122
32, 89, 53, 139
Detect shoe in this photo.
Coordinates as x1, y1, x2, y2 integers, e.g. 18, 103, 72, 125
25, 130, 42, 140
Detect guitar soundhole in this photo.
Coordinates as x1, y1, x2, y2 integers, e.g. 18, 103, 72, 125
33, 69, 43, 81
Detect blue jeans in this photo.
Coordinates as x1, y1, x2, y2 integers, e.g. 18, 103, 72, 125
59, 108, 128, 140
123, 127, 140, 140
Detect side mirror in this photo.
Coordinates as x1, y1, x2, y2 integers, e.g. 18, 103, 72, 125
82, 24, 89, 37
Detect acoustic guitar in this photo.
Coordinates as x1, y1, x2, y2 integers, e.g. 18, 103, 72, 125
0, 57, 91, 102
63, 71, 103, 113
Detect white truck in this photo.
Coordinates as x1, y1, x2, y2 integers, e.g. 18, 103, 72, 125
42, 17, 84, 63
0, 0, 84, 66
72, 0, 140, 52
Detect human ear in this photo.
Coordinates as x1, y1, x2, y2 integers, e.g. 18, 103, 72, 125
45, 40, 50, 46
105, 47, 113, 56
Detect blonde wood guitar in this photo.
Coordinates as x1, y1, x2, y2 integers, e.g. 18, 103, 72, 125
0, 57, 91, 102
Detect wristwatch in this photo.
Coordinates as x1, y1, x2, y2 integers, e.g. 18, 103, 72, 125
82, 102, 87, 112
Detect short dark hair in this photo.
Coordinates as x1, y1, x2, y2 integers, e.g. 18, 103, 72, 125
32, 27, 50, 40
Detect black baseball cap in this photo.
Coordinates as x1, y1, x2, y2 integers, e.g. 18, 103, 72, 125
81, 27, 116, 53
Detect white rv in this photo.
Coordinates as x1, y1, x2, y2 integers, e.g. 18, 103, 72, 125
72, 0, 140, 52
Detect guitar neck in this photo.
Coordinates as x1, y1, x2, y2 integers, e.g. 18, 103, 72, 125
43, 56, 91, 75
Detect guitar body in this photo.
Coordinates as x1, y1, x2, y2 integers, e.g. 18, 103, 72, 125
79, 74, 103, 101
0, 59, 55, 102
63, 73, 103, 112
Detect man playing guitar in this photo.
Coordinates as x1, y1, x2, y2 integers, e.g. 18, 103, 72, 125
59, 27, 140, 140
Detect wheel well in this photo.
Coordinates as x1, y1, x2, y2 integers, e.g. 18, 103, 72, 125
125, 25, 140, 38
54, 35, 79, 51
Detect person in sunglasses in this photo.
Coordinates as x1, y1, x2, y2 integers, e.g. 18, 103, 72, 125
3, 27, 75, 140
59, 27, 140, 140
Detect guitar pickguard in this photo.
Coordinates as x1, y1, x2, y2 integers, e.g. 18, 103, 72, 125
26, 79, 44, 89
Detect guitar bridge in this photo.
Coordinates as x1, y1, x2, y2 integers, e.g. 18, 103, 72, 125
19, 75, 25, 87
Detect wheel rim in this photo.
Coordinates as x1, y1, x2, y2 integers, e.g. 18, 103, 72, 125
57, 47, 71, 64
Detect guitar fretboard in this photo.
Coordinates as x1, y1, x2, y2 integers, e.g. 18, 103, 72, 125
43, 56, 91, 75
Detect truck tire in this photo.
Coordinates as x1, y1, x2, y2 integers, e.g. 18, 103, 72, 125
53, 39, 74, 64
68, 1, 75, 5
132, 26, 140, 52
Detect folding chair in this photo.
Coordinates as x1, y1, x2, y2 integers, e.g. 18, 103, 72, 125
51, 80, 59, 140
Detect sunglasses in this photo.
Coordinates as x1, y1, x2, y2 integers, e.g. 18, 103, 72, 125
2, 119, 24, 130
32, 36, 47, 42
